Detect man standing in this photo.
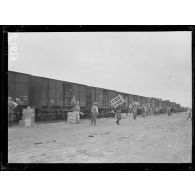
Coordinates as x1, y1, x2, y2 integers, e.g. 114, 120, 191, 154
186, 108, 192, 121
129, 103, 133, 113
91, 103, 98, 125
167, 106, 172, 116
132, 105, 138, 120
74, 101, 80, 123
141, 104, 145, 117
8, 97, 18, 127
155, 107, 159, 115
115, 106, 122, 125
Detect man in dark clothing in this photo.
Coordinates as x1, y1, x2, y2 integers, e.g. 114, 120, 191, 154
132, 105, 138, 120
141, 105, 145, 117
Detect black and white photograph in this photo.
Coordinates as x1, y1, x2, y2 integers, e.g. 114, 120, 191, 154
1, 0, 195, 194
5, 28, 192, 166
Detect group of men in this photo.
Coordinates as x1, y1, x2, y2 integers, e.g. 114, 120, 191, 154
113, 103, 139, 125
8, 96, 192, 127
72, 100, 99, 125
114, 103, 192, 125
90, 101, 138, 126
73, 99, 141, 126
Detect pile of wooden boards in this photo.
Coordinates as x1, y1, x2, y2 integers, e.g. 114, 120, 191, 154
19, 108, 35, 127
111, 94, 125, 108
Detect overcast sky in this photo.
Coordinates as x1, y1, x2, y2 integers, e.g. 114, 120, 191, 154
8, 32, 192, 107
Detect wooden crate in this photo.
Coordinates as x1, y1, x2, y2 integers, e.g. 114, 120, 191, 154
67, 112, 77, 123
111, 94, 125, 108
21, 108, 35, 126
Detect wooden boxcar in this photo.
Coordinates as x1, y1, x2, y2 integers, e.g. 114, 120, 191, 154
8, 71, 30, 120
8, 70, 182, 121
8, 71, 30, 105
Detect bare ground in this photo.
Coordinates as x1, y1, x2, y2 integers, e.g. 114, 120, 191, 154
8, 112, 192, 163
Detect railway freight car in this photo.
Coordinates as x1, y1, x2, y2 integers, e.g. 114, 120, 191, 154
29, 76, 116, 120
8, 71, 183, 122
8, 71, 117, 121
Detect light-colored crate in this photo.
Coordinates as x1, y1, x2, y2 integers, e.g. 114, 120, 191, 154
111, 94, 125, 108
67, 112, 77, 123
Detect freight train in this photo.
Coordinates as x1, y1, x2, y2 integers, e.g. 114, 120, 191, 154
8, 71, 185, 121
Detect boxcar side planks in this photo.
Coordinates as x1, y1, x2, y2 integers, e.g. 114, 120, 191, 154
8, 71, 183, 122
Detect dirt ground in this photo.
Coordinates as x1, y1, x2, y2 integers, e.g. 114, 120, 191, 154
8, 112, 192, 163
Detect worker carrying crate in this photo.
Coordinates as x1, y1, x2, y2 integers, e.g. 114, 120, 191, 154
111, 94, 125, 125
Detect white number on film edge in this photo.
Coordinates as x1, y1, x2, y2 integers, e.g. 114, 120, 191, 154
9, 33, 18, 61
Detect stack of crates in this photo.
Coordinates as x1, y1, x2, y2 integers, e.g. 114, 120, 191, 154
19, 108, 35, 127
67, 112, 77, 123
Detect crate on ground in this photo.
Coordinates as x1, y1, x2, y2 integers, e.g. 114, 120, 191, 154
111, 94, 125, 108
67, 112, 77, 123
20, 107, 35, 127
20, 119, 32, 126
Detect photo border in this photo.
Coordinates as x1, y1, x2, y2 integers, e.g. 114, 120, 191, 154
1, 25, 194, 171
